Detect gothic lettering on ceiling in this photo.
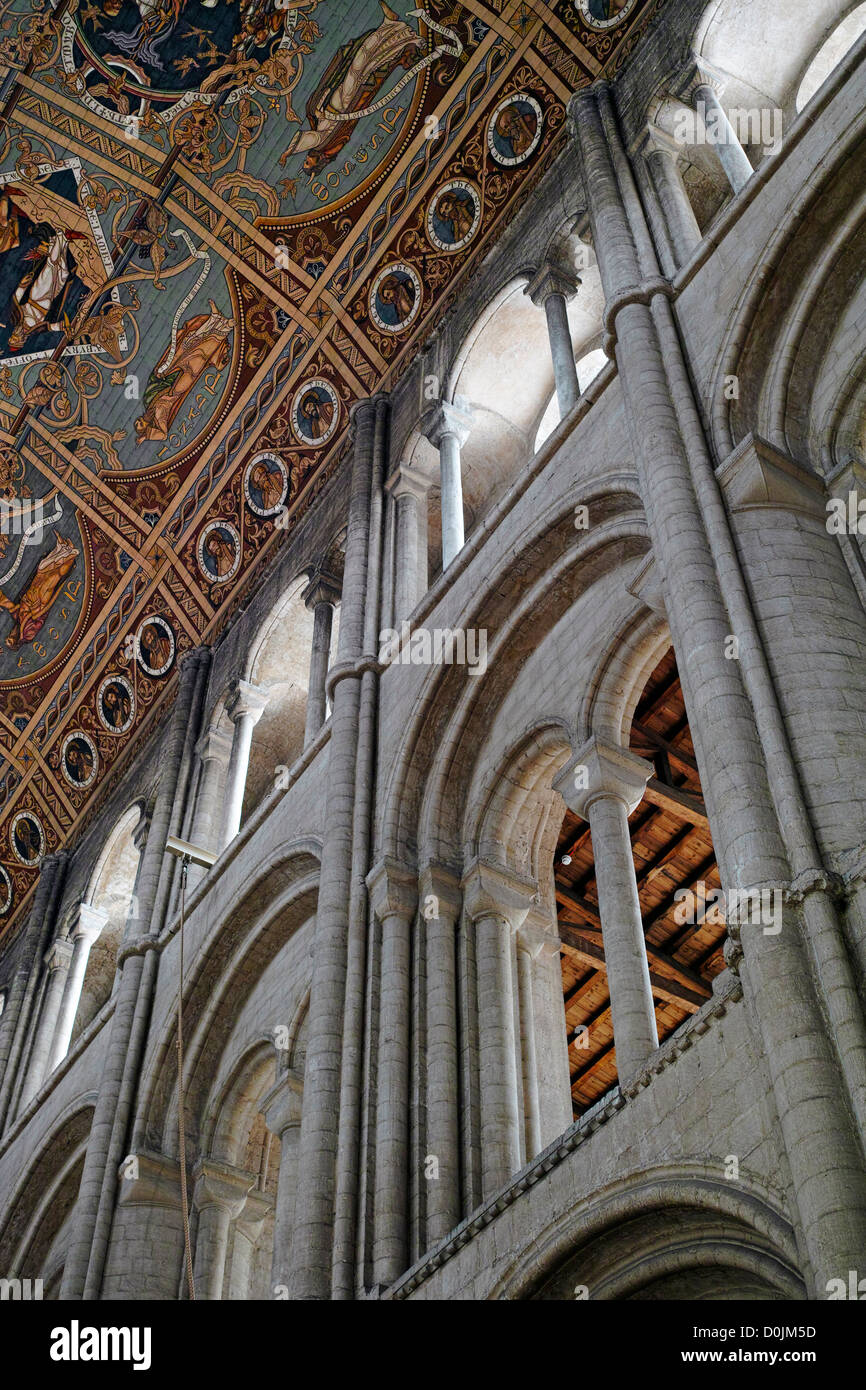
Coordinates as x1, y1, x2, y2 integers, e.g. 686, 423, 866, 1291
0, 0, 663, 937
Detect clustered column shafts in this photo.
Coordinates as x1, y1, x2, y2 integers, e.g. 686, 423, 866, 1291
60, 645, 211, 1301
290, 396, 386, 1301
570, 79, 866, 1293
0, 852, 68, 1133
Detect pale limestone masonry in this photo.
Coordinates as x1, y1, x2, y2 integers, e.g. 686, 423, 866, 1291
2, 0, 866, 1303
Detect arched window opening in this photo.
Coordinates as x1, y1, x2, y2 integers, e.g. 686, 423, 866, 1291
241, 574, 341, 827
534, 347, 608, 452
556, 649, 725, 1120
70, 804, 142, 1048
796, 2, 866, 110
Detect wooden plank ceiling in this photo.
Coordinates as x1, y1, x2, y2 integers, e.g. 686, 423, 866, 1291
557, 649, 726, 1118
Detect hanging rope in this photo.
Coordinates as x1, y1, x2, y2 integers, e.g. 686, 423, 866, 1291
177, 855, 196, 1300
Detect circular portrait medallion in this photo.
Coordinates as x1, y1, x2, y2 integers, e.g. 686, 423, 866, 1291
62, 731, 98, 789
487, 94, 544, 166
291, 379, 340, 447
135, 614, 176, 675
426, 180, 482, 253
197, 522, 241, 586
0, 864, 12, 914
244, 453, 289, 518
370, 262, 423, 334
577, 0, 638, 29
98, 674, 135, 734
11, 812, 44, 866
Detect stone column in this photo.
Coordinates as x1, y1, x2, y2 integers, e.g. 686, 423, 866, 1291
186, 725, 232, 889
555, 739, 658, 1083
569, 81, 866, 1292
192, 1160, 253, 1301
419, 863, 462, 1245
219, 680, 269, 850
61, 646, 211, 1301
386, 465, 431, 623
227, 1190, 273, 1300
462, 861, 535, 1198
291, 394, 388, 1301
261, 1069, 304, 1295
525, 264, 581, 418
47, 903, 108, 1074
302, 567, 341, 745
689, 66, 753, 195
18, 937, 74, 1110
421, 399, 473, 570
0, 851, 68, 1130
514, 915, 560, 1162
367, 857, 417, 1288
645, 124, 701, 268
100, 1151, 186, 1299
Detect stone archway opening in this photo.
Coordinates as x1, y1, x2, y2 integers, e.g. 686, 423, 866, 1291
556, 649, 726, 1119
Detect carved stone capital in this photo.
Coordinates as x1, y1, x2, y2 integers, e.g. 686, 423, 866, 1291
72, 902, 109, 945
525, 263, 581, 308
260, 1069, 304, 1139
715, 434, 826, 521
461, 859, 535, 931
302, 565, 342, 611
418, 861, 462, 925
45, 937, 74, 972
420, 398, 473, 451
366, 856, 418, 924
195, 724, 233, 767
235, 1189, 274, 1244
553, 737, 652, 820
116, 1151, 182, 1209
386, 463, 432, 504
226, 679, 269, 728
193, 1158, 255, 1217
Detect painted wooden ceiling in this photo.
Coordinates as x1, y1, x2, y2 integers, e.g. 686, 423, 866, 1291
0, 0, 662, 936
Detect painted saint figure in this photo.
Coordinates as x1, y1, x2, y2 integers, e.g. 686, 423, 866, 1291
138, 620, 172, 671
0, 534, 77, 649
283, 2, 424, 174
134, 299, 232, 443
101, 681, 132, 731
378, 272, 415, 323
203, 529, 236, 578
494, 103, 537, 159
249, 458, 285, 512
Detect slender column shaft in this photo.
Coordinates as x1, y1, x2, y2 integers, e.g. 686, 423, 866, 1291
423, 887, 461, 1243
271, 1125, 300, 1291
693, 83, 753, 194
186, 727, 230, 891
372, 906, 412, 1285
588, 796, 658, 1078
194, 1203, 233, 1301
439, 431, 464, 568
474, 912, 521, 1196
220, 682, 267, 850
516, 942, 541, 1161
304, 599, 334, 744
646, 141, 701, 267
47, 906, 107, 1073
545, 291, 580, 417
18, 939, 73, 1111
